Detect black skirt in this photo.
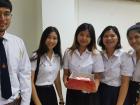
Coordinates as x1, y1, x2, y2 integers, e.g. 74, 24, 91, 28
30, 85, 58, 105
126, 81, 140, 105
66, 89, 100, 105
98, 83, 120, 105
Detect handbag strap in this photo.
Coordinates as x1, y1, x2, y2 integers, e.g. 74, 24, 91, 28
34, 56, 40, 83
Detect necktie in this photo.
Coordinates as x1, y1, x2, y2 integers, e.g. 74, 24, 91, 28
0, 38, 12, 99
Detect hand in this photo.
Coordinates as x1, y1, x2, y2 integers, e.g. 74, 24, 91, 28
64, 76, 69, 87
59, 98, 64, 105
59, 101, 65, 105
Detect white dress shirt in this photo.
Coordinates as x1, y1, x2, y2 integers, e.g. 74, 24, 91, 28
128, 50, 140, 82
31, 53, 61, 86
0, 32, 31, 105
63, 49, 104, 74
101, 49, 133, 87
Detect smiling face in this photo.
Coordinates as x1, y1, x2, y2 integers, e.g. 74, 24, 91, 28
103, 29, 118, 50
0, 7, 11, 35
45, 32, 58, 51
77, 30, 91, 49
127, 31, 140, 51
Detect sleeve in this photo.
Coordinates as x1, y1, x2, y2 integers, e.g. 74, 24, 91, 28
120, 52, 134, 76
63, 49, 69, 70
92, 53, 104, 73
18, 40, 31, 105
31, 59, 37, 72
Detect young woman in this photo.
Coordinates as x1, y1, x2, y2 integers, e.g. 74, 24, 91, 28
97, 26, 133, 105
30, 26, 64, 105
63, 23, 104, 105
127, 22, 140, 105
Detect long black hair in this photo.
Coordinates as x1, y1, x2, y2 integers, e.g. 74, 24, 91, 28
31, 26, 62, 64
69, 23, 97, 53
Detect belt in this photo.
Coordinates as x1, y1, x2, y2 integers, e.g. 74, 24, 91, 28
5, 96, 21, 105
36, 84, 53, 88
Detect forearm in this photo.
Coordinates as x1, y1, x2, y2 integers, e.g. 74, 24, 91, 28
94, 73, 101, 92
63, 69, 70, 87
55, 81, 63, 100
32, 83, 42, 105
116, 76, 129, 105
137, 98, 140, 105
20, 74, 32, 105
55, 72, 64, 101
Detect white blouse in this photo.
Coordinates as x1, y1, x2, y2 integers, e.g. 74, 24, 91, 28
129, 50, 140, 82
101, 49, 134, 87
31, 53, 61, 86
63, 49, 104, 74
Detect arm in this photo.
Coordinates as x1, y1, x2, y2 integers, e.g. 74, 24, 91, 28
116, 76, 130, 105
93, 73, 101, 92
18, 41, 32, 105
31, 71, 42, 105
54, 71, 64, 104
63, 69, 70, 87
137, 98, 140, 105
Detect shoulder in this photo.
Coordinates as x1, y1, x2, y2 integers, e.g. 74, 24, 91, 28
91, 49, 102, 57
117, 49, 132, 60
5, 33, 24, 44
64, 48, 72, 55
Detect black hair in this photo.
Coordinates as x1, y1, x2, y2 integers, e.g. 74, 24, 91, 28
31, 26, 62, 64
98, 26, 122, 50
127, 22, 140, 37
0, 0, 12, 12
69, 23, 97, 53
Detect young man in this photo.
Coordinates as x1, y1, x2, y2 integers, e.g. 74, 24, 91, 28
0, 0, 31, 105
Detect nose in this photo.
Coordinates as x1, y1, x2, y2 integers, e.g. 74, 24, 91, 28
107, 36, 112, 40
49, 38, 54, 43
131, 38, 136, 44
0, 14, 5, 20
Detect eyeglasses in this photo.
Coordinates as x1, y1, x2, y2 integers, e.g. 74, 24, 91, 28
0, 12, 12, 18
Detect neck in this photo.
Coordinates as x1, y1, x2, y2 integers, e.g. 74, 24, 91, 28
136, 50, 140, 61
47, 50, 53, 59
106, 48, 115, 58
0, 31, 5, 37
78, 47, 86, 55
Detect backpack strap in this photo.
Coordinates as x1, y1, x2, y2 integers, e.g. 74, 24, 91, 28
34, 56, 40, 83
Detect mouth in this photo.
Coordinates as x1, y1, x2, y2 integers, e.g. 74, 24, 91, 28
0, 23, 5, 27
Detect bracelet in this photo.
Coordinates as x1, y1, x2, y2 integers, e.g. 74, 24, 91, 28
59, 101, 64, 104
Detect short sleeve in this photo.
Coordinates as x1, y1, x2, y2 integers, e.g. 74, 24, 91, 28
63, 49, 70, 69
120, 52, 134, 76
31, 53, 37, 71
92, 52, 104, 73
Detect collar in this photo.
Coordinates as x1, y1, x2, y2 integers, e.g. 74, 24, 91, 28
102, 48, 123, 57
74, 49, 91, 55
1, 31, 8, 41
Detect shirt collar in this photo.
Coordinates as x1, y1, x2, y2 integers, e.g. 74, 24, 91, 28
128, 49, 135, 56
74, 49, 91, 55
1, 31, 8, 41
102, 48, 122, 57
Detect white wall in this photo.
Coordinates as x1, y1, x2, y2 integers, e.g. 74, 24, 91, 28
42, 0, 76, 53
7, 0, 140, 102
8, 0, 42, 56
77, 0, 140, 51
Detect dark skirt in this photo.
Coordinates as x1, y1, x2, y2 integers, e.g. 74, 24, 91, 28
30, 85, 58, 105
66, 89, 100, 105
125, 81, 140, 105
98, 82, 120, 105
